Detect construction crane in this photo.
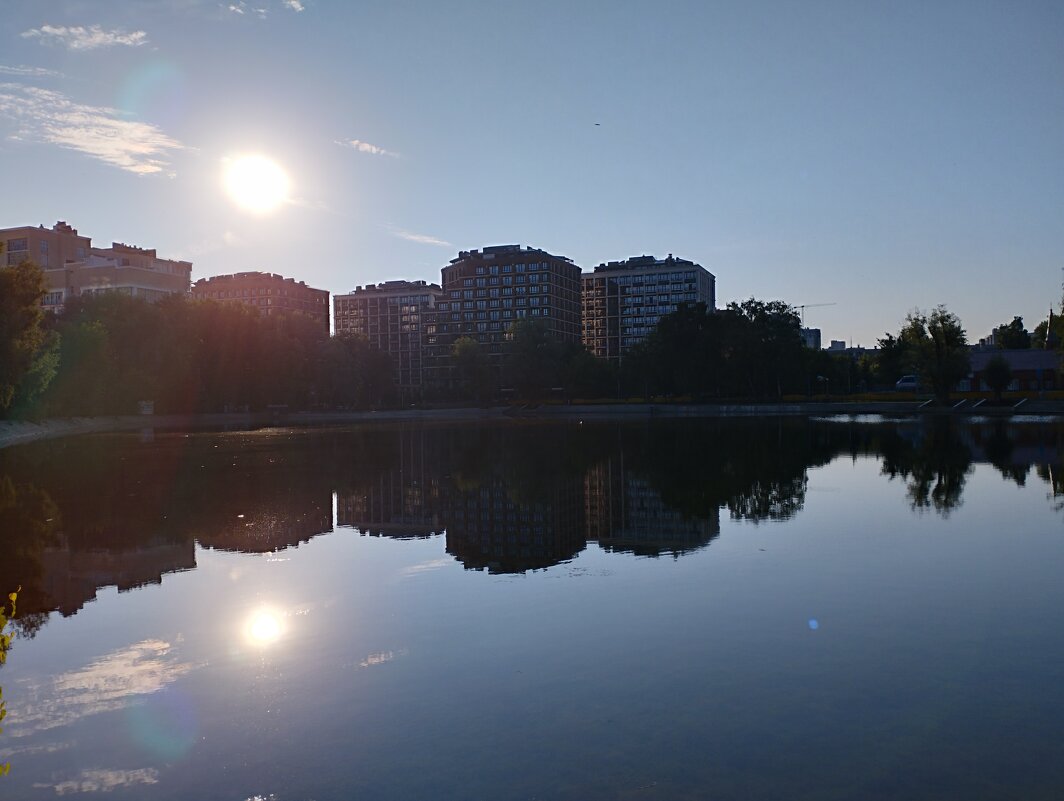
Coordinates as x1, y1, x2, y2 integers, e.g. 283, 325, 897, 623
796, 302, 837, 325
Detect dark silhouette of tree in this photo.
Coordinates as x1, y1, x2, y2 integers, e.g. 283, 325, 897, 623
452, 336, 490, 404
899, 306, 969, 404
0, 260, 55, 417
992, 317, 1031, 349
983, 355, 1012, 403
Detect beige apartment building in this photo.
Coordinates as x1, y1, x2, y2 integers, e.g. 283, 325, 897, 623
581, 254, 715, 360
0, 221, 192, 311
192, 272, 330, 335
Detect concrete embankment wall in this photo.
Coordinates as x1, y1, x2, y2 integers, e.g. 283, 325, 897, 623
4, 401, 1061, 450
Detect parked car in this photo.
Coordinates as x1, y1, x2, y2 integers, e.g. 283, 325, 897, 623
895, 375, 921, 392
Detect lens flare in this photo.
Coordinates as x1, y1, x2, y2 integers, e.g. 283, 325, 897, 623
223, 154, 290, 214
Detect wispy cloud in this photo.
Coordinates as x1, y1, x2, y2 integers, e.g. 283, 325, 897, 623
22, 24, 149, 51
33, 768, 160, 795
227, 1, 268, 18
392, 228, 453, 248
11, 640, 196, 739
0, 64, 63, 78
283, 0, 305, 10
335, 138, 399, 158
0, 83, 185, 175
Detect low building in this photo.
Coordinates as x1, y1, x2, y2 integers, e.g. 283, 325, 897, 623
192, 271, 330, 335
581, 254, 715, 360
966, 349, 1059, 392
333, 280, 444, 392
1, 221, 191, 311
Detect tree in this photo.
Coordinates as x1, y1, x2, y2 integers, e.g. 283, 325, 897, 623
899, 306, 970, 404
983, 355, 1012, 403
1032, 313, 1064, 349
452, 336, 491, 404
992, 316, 1031, 349
0, 260, 53, 416
873, 333, 911, 387
505, 319, 566, 400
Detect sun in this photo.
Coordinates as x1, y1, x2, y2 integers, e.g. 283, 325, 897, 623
223, 154, 290, 214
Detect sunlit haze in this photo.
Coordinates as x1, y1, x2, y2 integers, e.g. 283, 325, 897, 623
1, 1, 1062, 343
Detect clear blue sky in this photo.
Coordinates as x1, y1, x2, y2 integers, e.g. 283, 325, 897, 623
2, 0, 1062, 345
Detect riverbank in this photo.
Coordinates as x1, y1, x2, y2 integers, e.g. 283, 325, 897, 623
3, 399, 1063, 449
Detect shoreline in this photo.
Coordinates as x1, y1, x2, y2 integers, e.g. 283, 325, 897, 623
2, 400, 1061, 449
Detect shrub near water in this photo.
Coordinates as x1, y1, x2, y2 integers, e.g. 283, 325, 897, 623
0, 587, 18, 777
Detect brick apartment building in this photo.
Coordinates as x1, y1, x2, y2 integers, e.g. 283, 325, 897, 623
192, 272, 330, 335
424, 244, 582, 390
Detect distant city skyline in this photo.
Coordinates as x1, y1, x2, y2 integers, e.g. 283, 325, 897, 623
1, 0, 1062, 346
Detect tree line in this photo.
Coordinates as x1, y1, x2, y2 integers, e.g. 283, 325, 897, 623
1, 259, 1059, 418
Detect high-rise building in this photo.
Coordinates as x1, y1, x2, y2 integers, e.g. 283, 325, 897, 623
1, 221, 192, 311
192, 272, 330, 335
424, 244, 582, 389
581, 254, 715, 360
333, 280, 445, 391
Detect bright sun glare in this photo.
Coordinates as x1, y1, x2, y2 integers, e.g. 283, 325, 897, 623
223, 154, 290, 214
245, 608, 284, 646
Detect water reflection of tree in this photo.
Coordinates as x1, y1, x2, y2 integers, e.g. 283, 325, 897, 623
0, 477, 58, 635
879, 419, 973, 516
616, 419, 840, 524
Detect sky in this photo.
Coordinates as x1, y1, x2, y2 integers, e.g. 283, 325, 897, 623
1, 0, 1062, 346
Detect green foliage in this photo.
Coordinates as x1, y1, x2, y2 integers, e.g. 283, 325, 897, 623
873, 333, 911, 387
1, 587, 17, 777
0, 261, 53, 416
452, 336, 490, 403
32, 295, 395, 415
983, 355, 1012, 401
899, 306, 970, 404
503, 319, 613, 401
992, 316, 1031, 349
620, 298, 806, 400
317, 334, 395, 409
1032, 314, 1064, 349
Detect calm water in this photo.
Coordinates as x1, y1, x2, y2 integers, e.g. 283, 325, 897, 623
1, 418, 1064, 800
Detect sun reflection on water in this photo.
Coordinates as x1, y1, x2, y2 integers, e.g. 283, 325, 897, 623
244, 608, 284, 647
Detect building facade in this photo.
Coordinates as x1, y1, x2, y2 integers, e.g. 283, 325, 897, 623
192, 272, 330, 335
1, 221, 192, 311
333, 280, 445, 391
425, 245, 582, 389
581, 254, 715, 360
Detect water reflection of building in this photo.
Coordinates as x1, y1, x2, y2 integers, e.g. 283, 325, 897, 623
39, 536, 196, 617
194, 494, 333, 553
336, 429, 441, 538
442, 476, 586, 573
585, 459, 720, 556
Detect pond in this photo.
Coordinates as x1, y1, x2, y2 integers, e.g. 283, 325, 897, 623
1, 417, 1063, 800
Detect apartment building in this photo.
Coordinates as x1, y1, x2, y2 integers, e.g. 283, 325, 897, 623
581, 254, 715, 360
192, 272, 330, 335
333, 280, 445, 391
1, 221, 192, 311
424, 244, 582, 389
